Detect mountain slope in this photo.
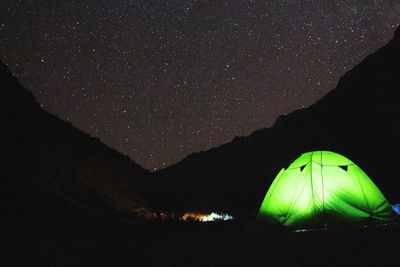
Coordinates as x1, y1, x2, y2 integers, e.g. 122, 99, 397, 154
0, 61, 154, 229
158, 27, 400, 218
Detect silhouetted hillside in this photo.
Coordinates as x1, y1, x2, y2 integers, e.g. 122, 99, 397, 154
158, 27, 400, 218
0, 62, 154, 230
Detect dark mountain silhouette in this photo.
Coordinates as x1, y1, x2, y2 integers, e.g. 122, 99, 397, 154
3, 25, 400, 226
157, 26, 400, 218
0, 62, 155, 230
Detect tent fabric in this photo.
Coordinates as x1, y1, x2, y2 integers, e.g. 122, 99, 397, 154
258, 151, 394, 228
393, 204, 400, 215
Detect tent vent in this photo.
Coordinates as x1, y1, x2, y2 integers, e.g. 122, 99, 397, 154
339, 165, 348, 172
300, 165, 306, 172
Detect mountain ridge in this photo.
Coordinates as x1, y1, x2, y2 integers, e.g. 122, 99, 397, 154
157, 26, 400, 218
0, 60, 155, 228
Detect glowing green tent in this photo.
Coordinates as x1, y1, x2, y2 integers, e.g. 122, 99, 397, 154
258, 151, 394, 228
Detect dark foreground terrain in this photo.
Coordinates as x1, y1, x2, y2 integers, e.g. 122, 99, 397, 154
3, 221, 400, 267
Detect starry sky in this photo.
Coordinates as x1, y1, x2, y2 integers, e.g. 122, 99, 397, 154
1, 1, 400, 170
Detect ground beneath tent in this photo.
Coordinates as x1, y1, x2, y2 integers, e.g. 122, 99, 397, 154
4, 222, 400, 266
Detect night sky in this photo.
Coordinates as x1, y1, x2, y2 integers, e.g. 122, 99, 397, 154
1, 1, 400, 170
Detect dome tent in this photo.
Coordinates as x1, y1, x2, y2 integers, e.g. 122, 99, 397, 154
258, 151, 394, 228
